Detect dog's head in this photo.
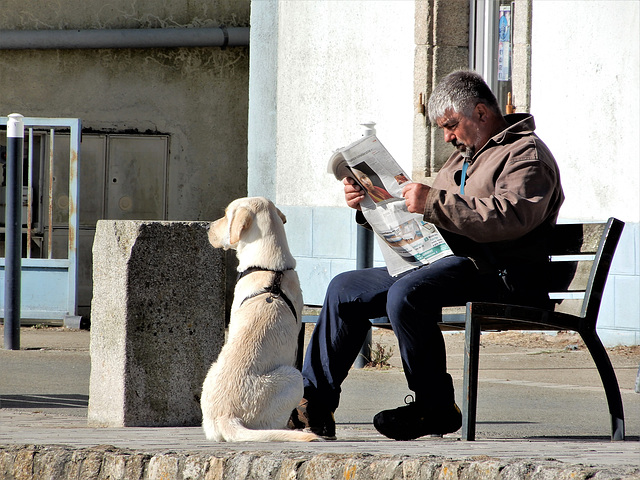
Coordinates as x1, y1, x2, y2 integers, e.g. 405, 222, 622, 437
208, 197, 287, 251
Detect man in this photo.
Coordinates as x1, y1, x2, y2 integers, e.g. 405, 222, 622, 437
289, 70, 564, 441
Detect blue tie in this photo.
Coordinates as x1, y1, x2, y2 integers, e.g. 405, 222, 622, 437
460, 159, 469, 195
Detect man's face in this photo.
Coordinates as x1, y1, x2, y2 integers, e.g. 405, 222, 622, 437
436, 107, 483, 156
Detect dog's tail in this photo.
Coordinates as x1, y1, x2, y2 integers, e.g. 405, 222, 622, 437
213, 416, 321, 442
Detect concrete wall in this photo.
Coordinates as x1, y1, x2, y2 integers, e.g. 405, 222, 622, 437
0, 0, 250, 222
0, 0, 250, 320
530, 0, 640, 345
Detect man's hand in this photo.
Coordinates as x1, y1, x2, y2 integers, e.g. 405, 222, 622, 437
402, 182, 430, 214
343, 177, 365, 211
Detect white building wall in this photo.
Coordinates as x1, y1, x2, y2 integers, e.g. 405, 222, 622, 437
248, 0, 415, 305
249, 0, 640, 345
249, 0, 415, 207
530, 0, 640, 345
530, 1, 639, 223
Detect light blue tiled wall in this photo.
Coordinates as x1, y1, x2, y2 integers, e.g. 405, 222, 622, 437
598, 222, 640, 346
280, 205, 385, 305
282, 205, 640, 346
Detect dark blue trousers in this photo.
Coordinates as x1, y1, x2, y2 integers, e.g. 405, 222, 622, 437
301, 255, 506, 412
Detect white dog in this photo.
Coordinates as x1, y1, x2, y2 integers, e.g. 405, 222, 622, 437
201, 197, 319, 442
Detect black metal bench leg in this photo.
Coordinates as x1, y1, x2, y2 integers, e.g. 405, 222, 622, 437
462, 303, 480, 441
295, 323, 305, 371
354, 327, 372, 369
580, 329, 625, 441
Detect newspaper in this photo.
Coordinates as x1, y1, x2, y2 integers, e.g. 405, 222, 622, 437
328, 134, 452, 276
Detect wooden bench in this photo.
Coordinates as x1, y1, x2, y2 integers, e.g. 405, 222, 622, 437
298, 218, 626, 441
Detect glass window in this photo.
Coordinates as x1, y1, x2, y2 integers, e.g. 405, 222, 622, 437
470, 0, 517, 115
496, 1, 514, 114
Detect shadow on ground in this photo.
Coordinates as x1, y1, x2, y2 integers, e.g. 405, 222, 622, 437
0, 394, 88, 410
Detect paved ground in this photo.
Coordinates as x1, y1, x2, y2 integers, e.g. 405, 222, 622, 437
1, 325, 639, 472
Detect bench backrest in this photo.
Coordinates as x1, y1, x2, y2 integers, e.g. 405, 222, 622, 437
548, 218, 624, 323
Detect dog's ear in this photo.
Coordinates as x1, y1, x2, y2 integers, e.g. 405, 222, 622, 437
229, 207, 253, 245
275, 207, 287, 225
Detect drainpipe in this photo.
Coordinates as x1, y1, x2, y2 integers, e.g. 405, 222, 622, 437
0, 27, 249, 50
353, 121, 377, 369
356, 121, 377, 275
4, 114, 24, 351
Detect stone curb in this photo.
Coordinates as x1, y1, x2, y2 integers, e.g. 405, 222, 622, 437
1, 444, 639, 480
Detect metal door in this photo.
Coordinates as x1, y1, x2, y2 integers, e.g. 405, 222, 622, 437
106, 136, 168, 220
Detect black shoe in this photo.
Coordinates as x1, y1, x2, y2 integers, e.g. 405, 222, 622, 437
287, 398, 337, 440
373, 395, 462, 441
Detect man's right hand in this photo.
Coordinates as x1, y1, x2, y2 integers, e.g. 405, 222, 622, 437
343, 177, 365, 211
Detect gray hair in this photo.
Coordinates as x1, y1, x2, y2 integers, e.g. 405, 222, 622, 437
427, 70, 501, 124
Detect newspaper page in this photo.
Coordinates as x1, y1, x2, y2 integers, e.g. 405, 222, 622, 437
328, 134, 452, 276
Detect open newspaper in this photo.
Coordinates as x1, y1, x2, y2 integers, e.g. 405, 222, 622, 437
328, 134, 452, 276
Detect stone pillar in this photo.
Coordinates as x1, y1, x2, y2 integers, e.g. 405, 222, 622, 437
412, 0, 470, 183
88, 221, 225, 427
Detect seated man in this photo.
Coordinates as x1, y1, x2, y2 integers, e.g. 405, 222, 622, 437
290, 70, 565, 440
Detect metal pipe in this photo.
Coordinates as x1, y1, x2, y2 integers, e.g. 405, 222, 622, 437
27, 129, 33, 258
67, 119, 82, 318
4, 113, 24, 350
47, 130, 54, 259
353, 223, 374, 369
0, 27, 249, 50
354, 122, 377, 369
356, 122, 377, 273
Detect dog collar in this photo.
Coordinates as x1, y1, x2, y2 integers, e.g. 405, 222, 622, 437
236, 266, 292, 282
237, 267, 297, 320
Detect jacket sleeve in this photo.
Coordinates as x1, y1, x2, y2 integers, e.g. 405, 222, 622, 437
423, 155, 561, 243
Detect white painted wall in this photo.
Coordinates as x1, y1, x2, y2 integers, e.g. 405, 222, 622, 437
530, 0, 639, 225
249, 0, 415, 207
530, 0, 640, 345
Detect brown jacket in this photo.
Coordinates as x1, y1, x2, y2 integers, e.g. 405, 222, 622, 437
425, 114, 565, 288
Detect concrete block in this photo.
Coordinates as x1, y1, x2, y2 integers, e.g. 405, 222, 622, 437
413, 45, 433, 180
88, 220, 225, 427
414, 0, 433, 46
433, 45, 469, 82
433, 0, 469, 47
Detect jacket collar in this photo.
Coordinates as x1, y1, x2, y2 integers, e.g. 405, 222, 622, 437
473, 113, 536, 159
